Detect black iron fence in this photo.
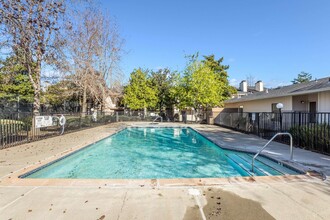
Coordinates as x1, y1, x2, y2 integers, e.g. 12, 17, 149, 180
0, 108, 209, 149
0, 110, 166, 149
215, 112, 330, 155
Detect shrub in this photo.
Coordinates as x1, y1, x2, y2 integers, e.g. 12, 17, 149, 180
0, 119, 26, 136
289, 124, 330, 153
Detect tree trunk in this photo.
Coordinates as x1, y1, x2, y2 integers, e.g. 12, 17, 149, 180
101, 90, 106, 114
32, 83, 41, 116
29, 61, 41, 116
81, 85, 87, 117
31, 62, 41, 130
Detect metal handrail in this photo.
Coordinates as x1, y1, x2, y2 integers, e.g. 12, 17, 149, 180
251, 132, 293, 172
153, 116, 163, 122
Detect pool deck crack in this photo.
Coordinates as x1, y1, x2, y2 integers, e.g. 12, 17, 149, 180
116, 191, 128, 220
0, 186, 39, 211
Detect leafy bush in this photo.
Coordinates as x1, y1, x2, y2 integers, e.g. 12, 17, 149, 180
64, 117, 82, 129
64, 114, 115, 130
289, 124, 330, 153
0, 119, 26, 136
0, 119, 24, 125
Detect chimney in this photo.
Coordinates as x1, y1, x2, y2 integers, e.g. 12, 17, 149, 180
240, 80, 248, 93
255, 80, 264, 92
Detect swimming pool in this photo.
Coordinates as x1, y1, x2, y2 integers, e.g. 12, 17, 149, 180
22, 127, 300, 179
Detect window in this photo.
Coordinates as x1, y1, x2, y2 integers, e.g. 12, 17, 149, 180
271, 103, 280, 113
271, 103, 280, 121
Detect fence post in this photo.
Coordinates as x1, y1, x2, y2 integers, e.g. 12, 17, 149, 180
116, 112, 119, 122
25, 114, 29, 143
0, 120, 2, 148
30, 111, 34, 142
257, 113, 260, 137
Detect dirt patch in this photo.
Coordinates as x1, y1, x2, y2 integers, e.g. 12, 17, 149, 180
203, 188, 275, 220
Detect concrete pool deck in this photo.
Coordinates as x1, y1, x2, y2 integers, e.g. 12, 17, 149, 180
1, 122, 330, 219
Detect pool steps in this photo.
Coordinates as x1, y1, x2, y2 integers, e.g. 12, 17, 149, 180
244, 154, 299, 175
226, 154, 263, 176
237, 154, 284, 176
226, 153, 298, 176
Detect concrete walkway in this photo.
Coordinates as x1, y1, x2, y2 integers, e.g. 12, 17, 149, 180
1, 123, 330, 220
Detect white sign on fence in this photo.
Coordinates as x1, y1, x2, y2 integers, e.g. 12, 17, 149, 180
35, 116, 53, 128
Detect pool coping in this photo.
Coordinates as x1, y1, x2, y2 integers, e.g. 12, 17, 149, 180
1, 125, 319, 188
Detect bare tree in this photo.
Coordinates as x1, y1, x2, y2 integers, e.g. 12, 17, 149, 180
246, 74, 256, 87
62, 6, 123, 115
94, 10, 124, 112
0, 0, 66, 116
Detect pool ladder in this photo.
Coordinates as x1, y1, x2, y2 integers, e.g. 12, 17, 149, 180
251, 132, 293, 173
153, 116, 163, 122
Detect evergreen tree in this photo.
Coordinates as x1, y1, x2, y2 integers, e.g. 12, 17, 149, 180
0, 56, 34, 102
292, 72, 312, 84
42, 80, 80, 112
202, 55, 236, 97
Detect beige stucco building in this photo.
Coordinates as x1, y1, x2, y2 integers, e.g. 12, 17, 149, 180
225, 77, 330, 113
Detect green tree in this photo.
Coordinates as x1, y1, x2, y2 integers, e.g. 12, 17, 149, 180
181, 61, 225, 109
42, 80, 80, 112
150, 68, 177, 111
0, 57, 34, 102
292, 72, 312, 84
180, 54, 234, 108
202, 55, 229, 78
123, 69, 158, 111
174, 54, 234, 121
202, 54, 236, 97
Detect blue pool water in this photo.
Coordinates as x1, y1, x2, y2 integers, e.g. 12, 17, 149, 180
23, 127, 300, 179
